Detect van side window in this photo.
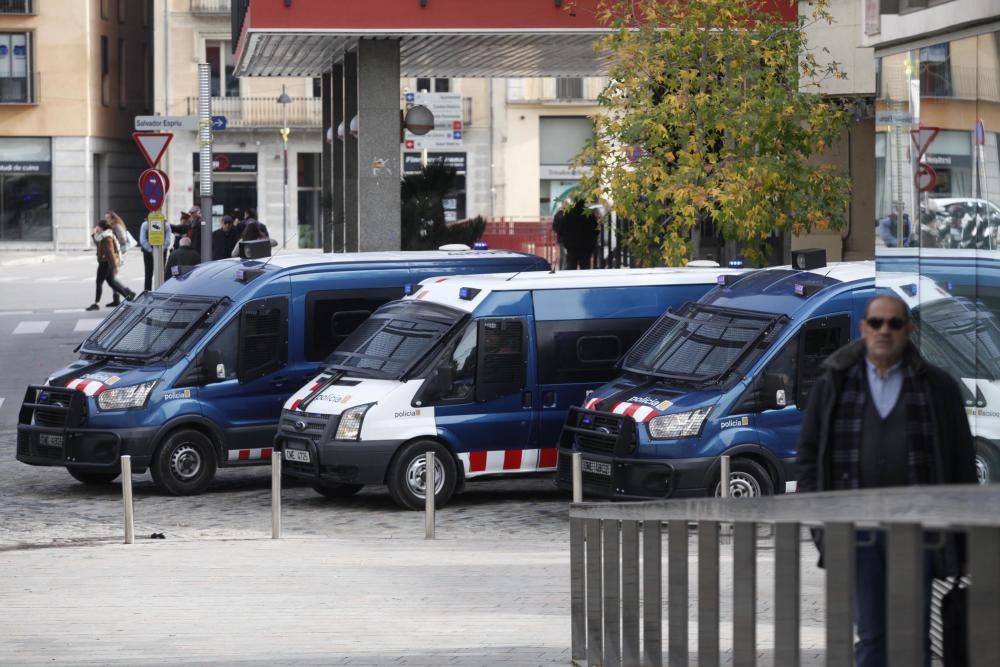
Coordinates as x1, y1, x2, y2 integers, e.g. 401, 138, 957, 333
420, 321, 478, 405
477, 319, 525, 401
796, 314, 850, 406
238, 297, 289, 383
304, 288, 402, 361
535, 318, 652, 384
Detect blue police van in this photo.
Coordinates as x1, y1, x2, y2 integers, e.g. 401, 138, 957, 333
558, 251, 876, 499
16, 250, 550, 495
274, 267, 742, 509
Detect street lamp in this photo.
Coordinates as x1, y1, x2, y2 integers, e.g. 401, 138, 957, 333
277, 85, 292, 248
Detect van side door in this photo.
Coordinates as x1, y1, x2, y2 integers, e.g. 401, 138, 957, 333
194, 295, 290, 460
420, 317, 535, 475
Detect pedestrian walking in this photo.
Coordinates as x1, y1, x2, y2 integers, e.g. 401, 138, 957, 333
212, 215, 240, 260
796, 293, 977, 667
165, 237, 201, 278
139, 216, 173, 292
86, 220, 135, 311
104, 210, 135, 258
552, 199, 598, 270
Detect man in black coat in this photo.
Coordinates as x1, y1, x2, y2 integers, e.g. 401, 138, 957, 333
797, 293, 976, 667
211, 216, 240, 260
552, 199, 598, 270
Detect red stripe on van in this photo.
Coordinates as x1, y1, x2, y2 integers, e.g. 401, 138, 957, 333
538, 448, 558, 468
503, 449, 522, 470
262, 448, 272, 461
238, 450, 250, 461
624, 403, 642, 417
469, 451, 487, 472
290, 399, 301, 411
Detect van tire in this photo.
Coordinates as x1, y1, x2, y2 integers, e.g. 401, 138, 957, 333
714, 458, 774, 498
387, 440, 457, 511
150, 429, 217, 496
975, 440, 999, 485
67, 466, 120, 485
312, 482, 364, 498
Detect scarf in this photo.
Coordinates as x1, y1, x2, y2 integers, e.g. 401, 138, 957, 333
829, 360, 933, 490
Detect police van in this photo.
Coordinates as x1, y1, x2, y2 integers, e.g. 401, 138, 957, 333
16, 250, 550, 495
275, 267, 741, 509
558, 251, 876, 499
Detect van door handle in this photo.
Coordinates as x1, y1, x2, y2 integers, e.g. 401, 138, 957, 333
271, 376, 289, 387
542, 390, 557, 408
522, 391, 532, 408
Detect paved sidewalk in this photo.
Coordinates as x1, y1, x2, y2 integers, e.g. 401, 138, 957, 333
0, 531, 829, 666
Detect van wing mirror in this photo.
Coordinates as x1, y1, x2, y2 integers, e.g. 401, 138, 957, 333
759, 373, 789, 411
202, 348, 226, 383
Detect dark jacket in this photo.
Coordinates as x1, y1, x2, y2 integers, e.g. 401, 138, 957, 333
165, 247, 201, 276
212, 228, 240, 261
796, 339, 977, 574
552, 202, 598, 255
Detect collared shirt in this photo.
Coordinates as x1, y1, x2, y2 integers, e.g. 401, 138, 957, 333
139, 220, 172, 254
865, 358, 903, 418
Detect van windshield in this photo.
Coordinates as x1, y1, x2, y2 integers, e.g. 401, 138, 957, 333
622, 303, 785, 385
325, 300, 464, 380
917, 298, 1000, 381
79, 292, 228, 361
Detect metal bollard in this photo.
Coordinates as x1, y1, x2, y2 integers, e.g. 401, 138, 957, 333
425, 450, 435, 540
271, 450, 282, 539
121, 455, 134, 544
54, 225, 59, 253
720, 455, 731, 498
572, 451, 583, 503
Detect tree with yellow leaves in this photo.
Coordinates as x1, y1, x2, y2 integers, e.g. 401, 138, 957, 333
576, 0, 853, 266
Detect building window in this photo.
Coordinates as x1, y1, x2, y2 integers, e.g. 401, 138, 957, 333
0, 32, 32, 104
206, 40, 239, 97
100, 0, 109, 19
0, 1, 33, 14
117, 0, 126, 22
556, 78, 584, 99
0, 137, 52, 242
918, 43, 952, 97
539, 116, 594, 215
100, 36, 110, 106
143, 42, 150, 110
143, 0, 150, 27
312, 77, 321, 97
118, 39, 126, 108
416, 77, 450, 93
297, 153, 321, 248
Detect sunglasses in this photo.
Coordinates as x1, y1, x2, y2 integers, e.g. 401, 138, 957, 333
865, 317, 907, 331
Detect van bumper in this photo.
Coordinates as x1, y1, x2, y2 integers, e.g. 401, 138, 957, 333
16, 423, 156, 472
277, 436, 403, 486
555, 446, 715, 499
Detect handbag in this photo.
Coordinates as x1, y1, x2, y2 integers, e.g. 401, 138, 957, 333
941, 577, 968, 667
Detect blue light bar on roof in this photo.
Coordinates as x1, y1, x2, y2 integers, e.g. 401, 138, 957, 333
459, 287, 481, 300
473, 241, 489, 250
728, 258, 744, 268
794, 282, 823, 297
403, 283, 415, 296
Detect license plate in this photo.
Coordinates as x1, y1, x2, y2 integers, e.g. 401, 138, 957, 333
38, 434, 63, 448
284, 449, 310, 463
581, 458, 611, 476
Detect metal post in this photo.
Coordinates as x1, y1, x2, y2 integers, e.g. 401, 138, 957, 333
425, 450, 435, 539
197, 63, 213, 263
572, 451, 583, 503
278, 84, 290, 249
121, 455, 134, 545
271, 449, 282, 539
720, 455, 730, 498
153, 246, 163, 290
53, 225, 59, 252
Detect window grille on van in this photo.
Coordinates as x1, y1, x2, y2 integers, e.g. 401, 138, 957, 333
239, 299, 288, 382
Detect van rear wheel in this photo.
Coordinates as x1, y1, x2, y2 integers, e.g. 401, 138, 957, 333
713, 458, 774, 498
67, 466, 120, 485
312, 482, 364, 498
150, 429, 217, 496
387, 440, 457, 511
975, 440, 999, 485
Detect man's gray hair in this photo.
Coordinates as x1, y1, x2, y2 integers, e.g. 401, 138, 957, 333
864, 292, 912, 321
179, 237, 192, 247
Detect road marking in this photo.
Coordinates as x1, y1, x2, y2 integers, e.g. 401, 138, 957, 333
0, 310, 34, 317
38, 276, 71, 283
0, 398, 5, 411
74, 318, 104, 332
0, 276, 26, 283
54, 308, 90, 314
12, 320, 49, 335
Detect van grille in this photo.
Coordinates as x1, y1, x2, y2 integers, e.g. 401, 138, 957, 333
278, 410, 331, 440
561, 407, 637, 457
21, 386, 88, 429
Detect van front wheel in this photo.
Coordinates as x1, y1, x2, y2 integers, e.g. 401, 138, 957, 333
713, 458, 774, 498
150, 429, 217, 496
387, 441, 457, 511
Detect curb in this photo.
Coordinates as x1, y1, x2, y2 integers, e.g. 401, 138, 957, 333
0, 254, 57, 268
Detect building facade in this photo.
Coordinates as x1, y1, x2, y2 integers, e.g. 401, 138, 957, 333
0, 0, 152, 248
153, 0, 320, 248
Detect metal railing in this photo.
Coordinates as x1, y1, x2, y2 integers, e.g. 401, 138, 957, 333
569, 485, 1000, 666
190, 0, 230, 14
480, 217, 633, 270
0, 72, 39, 105
0, 0, 33, 13
185, 96, 322, 128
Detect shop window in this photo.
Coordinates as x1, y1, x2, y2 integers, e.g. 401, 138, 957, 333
0, 138, 52, 242
0, 32, 32, 103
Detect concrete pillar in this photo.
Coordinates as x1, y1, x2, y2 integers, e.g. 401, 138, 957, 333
321, 70, 332, 252
332, 61, 345, 252
344, 49, 359, 252
356, 39, 401, 250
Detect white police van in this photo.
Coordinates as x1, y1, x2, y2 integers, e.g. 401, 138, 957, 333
275, 267, 745, 509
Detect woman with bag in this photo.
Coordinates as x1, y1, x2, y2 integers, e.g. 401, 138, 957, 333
86, 220, 135, 311
104, 210, 134, 256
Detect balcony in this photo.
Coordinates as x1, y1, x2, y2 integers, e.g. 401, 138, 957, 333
190, 0, 229, 15
186, 96, 322, 129
0, 0, 34, 14
0, 72, 38, 105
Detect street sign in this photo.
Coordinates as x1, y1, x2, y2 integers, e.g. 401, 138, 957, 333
133, 132, 173, 168
134, 115, 197, 132
147, 211, 166, 247
138, 168, 168, 211
211, 115, 228, 131
876, 111, 914, 127
910, 126, 939, 160
915, 163, 938, 192
976, 119, 986, 146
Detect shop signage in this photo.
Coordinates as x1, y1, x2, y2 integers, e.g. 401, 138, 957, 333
403, 152, 466, 175
0, 161, 50, 174
540, 164, 591, 180
402, 92, 464, 150
192, 152, 257, 173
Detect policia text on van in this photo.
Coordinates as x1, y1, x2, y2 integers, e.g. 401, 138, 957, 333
16, 250, 549, 495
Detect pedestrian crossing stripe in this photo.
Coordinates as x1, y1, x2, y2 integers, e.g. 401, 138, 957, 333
74, 319, 103, 332
12, 321, 49, 335
0, 398, 5, 411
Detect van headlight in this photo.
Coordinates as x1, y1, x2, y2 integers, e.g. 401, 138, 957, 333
335, 404, 373, 441
97, 381, 158, 411
647, 406, 713, 439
